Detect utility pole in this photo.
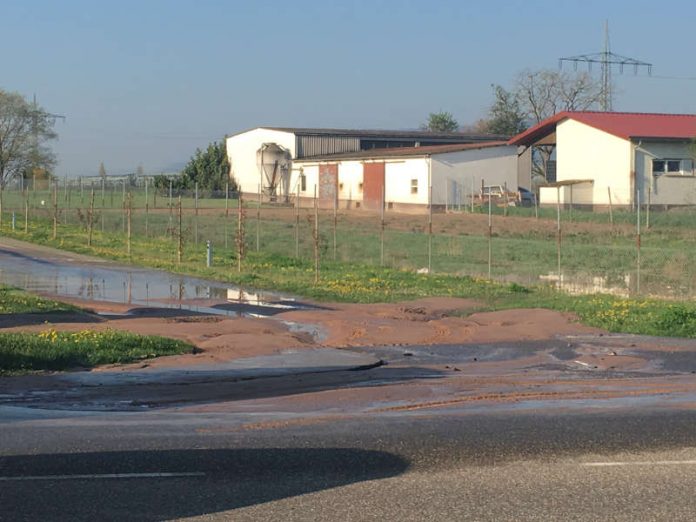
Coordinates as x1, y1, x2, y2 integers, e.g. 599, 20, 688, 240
559, 21, 652, 111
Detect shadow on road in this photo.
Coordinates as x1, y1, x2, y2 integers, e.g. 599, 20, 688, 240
0, 447, 409, 520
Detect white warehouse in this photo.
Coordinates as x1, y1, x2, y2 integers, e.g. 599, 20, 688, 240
293, 142, 521, 211
226, 126, 521, 210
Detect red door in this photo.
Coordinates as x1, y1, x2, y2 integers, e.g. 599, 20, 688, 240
362, 162, 384, 210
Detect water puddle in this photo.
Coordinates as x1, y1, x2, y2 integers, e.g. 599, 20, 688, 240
0, 246, 317, 318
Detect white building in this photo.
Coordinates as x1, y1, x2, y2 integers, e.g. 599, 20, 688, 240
226, 126, 509, 203
509, 111, 696, 207
294, 142, 521, 211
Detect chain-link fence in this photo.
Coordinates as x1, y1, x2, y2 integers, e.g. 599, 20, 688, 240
1, 178, 695, 300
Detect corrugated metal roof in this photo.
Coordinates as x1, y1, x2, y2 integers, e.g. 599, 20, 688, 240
232, 126, 508, 141
296, 141, 511, 162
509, 111, 696, 146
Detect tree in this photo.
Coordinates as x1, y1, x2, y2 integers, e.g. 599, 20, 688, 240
0, 90, 57, 187
481, 85, 528, 136
423, 111, 459, 132
98, 162, 107, 180
157, 140, 236, 193
515, 69, 603, 124
518, 70, 602, 181
483, 69, 603, 181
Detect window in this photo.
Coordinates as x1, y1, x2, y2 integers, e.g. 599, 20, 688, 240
300, 174, 307, 191
358, 182, 364, 192
652, 158, 694, 176
410, 179, 418, 194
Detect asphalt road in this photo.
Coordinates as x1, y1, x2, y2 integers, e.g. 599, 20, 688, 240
3, 406, 696, 521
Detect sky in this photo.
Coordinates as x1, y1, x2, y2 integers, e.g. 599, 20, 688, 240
3, 0, 696, 177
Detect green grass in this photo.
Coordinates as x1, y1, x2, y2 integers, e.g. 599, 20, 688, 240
0, 328, 193, 375
0, 285, 76, 314
4, 210, 696, 339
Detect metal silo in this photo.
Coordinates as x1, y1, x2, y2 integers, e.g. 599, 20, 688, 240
256, 143, 292, 202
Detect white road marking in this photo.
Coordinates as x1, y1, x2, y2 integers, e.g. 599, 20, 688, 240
582, 460, 696, 467
0, 472, 206, 481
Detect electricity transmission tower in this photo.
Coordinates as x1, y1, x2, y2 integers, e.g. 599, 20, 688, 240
559, 21, 652, 111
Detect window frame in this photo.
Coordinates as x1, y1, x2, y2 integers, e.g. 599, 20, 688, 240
652, 158, 695, 177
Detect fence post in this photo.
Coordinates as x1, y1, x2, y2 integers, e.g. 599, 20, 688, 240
428, 184, 433, 274
503, 181, 510, 217
313, 185, 319, 284
177, 196, 182, 264
24, 190, 29, 234
145, 178, 149, 237
194, 182, 199, 244
225, 182, 229, 217
333, 189, 338, 261
52, 181, 58, 240
0, 185, 4, 229
556, 187, 562, 289
470, 176, 475, 213
126, 191, 132, 257
88, 188, 95, 246
445, 178, 450, 214
256, 184, 261, 252
168, 179, 173, 236
607, 186, 614, 227
295, 184, 300, 258
237, 192, 244, 272
636, 191, 641, 295
121, 181, 126, 233
646, 183, 651, 230
487, 180, 492, 279
380, 185, 385, 266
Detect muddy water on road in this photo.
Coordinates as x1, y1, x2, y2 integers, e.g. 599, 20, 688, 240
0, 243, 310, 317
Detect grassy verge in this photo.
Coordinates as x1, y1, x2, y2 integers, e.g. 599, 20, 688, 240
0, 285, 77, 314
0, 328, 193, 375
3, 220, 696, 338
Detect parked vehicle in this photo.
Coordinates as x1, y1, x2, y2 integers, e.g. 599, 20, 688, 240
517, 187, 537, 207
475, 185, 520, 206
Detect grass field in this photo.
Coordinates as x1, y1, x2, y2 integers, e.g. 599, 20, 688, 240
2, 214, 696, 339
0, 328, 193, 375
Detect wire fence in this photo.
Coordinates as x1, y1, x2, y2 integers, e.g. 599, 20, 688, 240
2, 178, 696, 300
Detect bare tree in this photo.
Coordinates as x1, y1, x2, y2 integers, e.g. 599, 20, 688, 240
514, 69, 602, 181
0, 90, 57, 187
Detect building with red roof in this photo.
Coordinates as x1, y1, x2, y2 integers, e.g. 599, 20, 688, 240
509, 111, 696, 207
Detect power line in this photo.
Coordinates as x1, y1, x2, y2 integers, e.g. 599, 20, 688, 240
559, 21, 653, 111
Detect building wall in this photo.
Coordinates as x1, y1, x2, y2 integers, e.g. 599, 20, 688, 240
226, 128, 297, 194
551, 119, 632, 205
430, 145, 518, 205
635, 141, 696, 206
384, 159, 430, 206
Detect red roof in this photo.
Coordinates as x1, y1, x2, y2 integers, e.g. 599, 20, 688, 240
509, 111, 696, 146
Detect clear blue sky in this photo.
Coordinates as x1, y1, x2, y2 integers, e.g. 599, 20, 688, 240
3, 0, 696, 177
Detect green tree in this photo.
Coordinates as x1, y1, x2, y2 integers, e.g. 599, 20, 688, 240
98, 162, 107, 180
0, 90, 57, 187
482, 85, 528, 136
161, 140, 235, 192
423, 111, 459, 132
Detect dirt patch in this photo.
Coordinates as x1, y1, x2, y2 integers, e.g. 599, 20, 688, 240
0, 296, 601, 371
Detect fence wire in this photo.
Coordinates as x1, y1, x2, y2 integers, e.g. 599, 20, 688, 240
1, 179, 694, 300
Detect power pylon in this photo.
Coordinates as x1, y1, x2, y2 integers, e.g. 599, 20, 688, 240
559, 21, 652, 111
